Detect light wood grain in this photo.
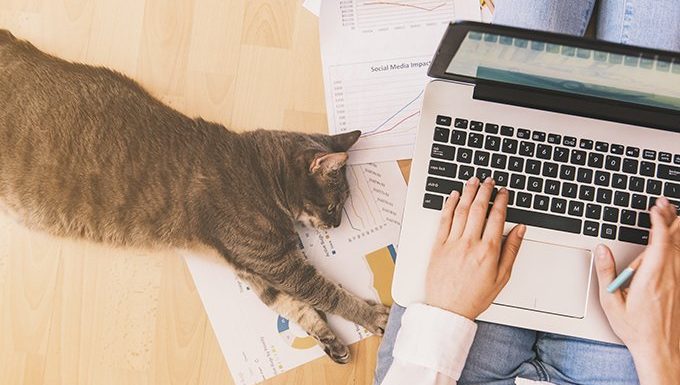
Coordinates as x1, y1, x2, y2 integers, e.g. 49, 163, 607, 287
0, 1, 411, 384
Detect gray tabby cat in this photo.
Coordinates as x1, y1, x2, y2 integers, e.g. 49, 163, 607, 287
0, 30, 389, 363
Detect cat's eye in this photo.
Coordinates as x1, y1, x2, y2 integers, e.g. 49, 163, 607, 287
327, 204, 336, 213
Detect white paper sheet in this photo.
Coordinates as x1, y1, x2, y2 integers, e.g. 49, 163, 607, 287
303, 0, 321, 16
319, 0, 481, 164
182, 161, 407, 385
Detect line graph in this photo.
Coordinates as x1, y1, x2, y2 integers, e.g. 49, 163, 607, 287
340, 0, 455, 32
329, 57, 429, 162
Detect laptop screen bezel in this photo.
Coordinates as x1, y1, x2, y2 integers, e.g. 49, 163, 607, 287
428, 21, 680, 127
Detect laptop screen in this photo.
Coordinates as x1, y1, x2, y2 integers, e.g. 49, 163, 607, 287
445, 31, 680, 112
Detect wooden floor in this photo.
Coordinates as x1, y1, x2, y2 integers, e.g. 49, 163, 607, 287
0, 1, 394, 384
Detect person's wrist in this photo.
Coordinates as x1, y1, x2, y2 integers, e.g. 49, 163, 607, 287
629, 341, 680, 385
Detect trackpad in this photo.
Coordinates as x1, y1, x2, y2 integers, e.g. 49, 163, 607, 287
493, 240, 592, 319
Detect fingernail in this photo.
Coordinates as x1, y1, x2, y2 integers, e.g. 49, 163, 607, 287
595, 244, 607, 259
450, 190, 460, 199
484, 177, 494, 185
657, 197, 668, 207
499, 187, 508, 194
518, 224, 526, 238
468, 177, 479, 185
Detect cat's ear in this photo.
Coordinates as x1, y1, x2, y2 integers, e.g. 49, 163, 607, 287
310, 152, 349, 175
329, 130, 361, 152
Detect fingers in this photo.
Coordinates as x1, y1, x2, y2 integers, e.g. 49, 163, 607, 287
655, 197, 677, 226
462, 178, 495, 240
448, 177, 480, 240
483, 188, 509, 244
496, 224, 526, 285
593, 244, 625, 317
435, 190, 460, 244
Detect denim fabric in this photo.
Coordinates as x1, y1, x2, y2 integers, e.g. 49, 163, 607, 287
374, 305, 639, 385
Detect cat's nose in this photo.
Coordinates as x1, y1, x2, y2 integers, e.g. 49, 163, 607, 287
333, 216, 342, 228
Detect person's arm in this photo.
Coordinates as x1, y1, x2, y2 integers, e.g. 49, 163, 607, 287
594, 197, 680, 385
381, 177, 526, 385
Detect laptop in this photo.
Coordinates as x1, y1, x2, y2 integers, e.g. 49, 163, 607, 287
392, 21, 680, 343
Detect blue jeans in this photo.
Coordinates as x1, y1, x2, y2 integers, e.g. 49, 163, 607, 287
375, 2, 680, 384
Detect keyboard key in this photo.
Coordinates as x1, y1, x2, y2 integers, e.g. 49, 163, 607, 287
458, 165, 475, 180
526, 159, 541, 175
434, 127, 450, 142
622, 158, 638, 174
542, 162, 559, 178
493, 171, 509, 186
506, 207, 582, 234
510, 174, 527, 189
629, 176, 644, 192
657, 164, 680, 182
437, 115, 452, 126
619, 227, 650, 245
553, 147, 570, 162
485, 123, 499, 134
613, 190, 630, 207
594, 171, 611, 186
507, 190, 516, 205
528, 177, 543, 192
537, 144, 552, 160
642, 149, 657, 160
469, 133, 484, 148
477, 168, 492, 181
519, 141, 535, 157
596, 188, 613, 204
601, 223, 617, 239
470, 121, 484, 131
562, 182, 578, 198
570, 150, 586, 165
423, 194, 444, 210
586, 203, 602, 219
659, 152, 672, 163
426, 177, 463, 195
664, 182, 680, 199
547, 134, 561, 144
454, 118, 468, 129
534, 195, 550, 211
474, 150, 491, 166
640, 161, 656, 177
595, 141, 609, 152
456, 148, 472, 163
588, 153, 604, 168
563, 136, 577, 147
428, 160, 457, 178
577, 168, 594, 183
631, 194, 648, 209
516, 192, 532, 207
532, 131, 546, 142
610, 144, 625, 155
612, 174, 628, 190
508, 157, 524, 172
432, 144, 455, 160
559, 165, 576, 181
502, 138, 518, 154
545, 179, 561, 195
646, 179, 662, 195
605, 155, 622, 171
583, 221, 599, 237
517, 128, 531, 139
579, 139, 593, 150
675, 154, 680, 165
551, 198, 567, 213
485, 135, 501, 151
500, 125, 514, 136
491, 154, 508, 169
603, 207, 619, 222
568, 201, 584, 217
580, 185, 595, 201
638, 212, 651, 228
621, 209, 637, 225
626, 146, 640, 157
450, 130, 466, 145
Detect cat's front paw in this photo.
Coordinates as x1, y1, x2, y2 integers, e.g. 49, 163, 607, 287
363, 301, 390, 336
320, 336, 350, 364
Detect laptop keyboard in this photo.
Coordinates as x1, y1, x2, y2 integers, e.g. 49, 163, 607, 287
423, 115, 680, 246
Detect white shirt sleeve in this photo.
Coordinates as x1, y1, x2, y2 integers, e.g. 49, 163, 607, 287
380, 303, 478, 385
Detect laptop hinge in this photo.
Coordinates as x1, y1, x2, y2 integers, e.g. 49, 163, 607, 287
472, 80, 680, 132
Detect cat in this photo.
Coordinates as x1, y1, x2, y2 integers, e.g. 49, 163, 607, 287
0, 29, 389, 363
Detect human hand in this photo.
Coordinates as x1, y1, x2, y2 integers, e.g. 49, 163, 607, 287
425, 177, 526, 320
594, 197, 680, 384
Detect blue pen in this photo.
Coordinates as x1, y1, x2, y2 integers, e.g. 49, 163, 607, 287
607, 256, 642, 293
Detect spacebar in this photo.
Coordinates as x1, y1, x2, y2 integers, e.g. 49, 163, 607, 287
506, 207, 582, 234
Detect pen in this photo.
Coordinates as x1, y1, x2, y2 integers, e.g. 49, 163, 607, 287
606, 256, 642, 293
